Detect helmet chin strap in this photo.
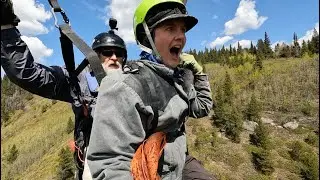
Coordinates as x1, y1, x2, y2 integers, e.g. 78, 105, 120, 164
140, 21, 162, 60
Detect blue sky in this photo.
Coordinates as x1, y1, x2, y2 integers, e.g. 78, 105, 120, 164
2, 0, 319, 76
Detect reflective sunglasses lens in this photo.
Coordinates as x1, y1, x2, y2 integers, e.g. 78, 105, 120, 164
101, 50, 114, 57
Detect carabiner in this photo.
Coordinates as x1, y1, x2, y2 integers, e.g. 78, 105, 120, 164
50, 7, 70, 29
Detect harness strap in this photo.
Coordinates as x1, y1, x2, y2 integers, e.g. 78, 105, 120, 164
75, 58, 89, 76
48, 0, 61, 12
58, 24, 106, 84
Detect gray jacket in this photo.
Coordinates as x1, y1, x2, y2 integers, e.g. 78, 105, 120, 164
1, 27, 98, 168
86, 60, 212, 180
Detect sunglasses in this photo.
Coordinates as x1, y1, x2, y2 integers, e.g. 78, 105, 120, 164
100, 49, 124, 58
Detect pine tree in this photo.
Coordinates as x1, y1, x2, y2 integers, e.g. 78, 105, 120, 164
254, 53, 263, 70
301, 40, 309, 56
256, 39, 265, 59
291, 32, 301, 57
252, 148, 274, 175
245, 93, 261, 122
249, 41, 254, 54
310, 28, 319, 54
264, 32, 273, 58
57, 147, 75, 180
237, 42, 242, 54
225, 106, 243, 143
250, 121, 271, 150
229, 44, 233, 56
223, 71, 233, 105
307, 40, 314, 55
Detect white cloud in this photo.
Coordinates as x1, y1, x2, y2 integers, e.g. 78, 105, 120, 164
21, 36, 53, 63
12, 0, 52, 36
106, 0, 142, 44
201, 40, 207, 46
298, 22, 319, 45
212, 15, 218, 20
231, 40, 253, 48
209, 36, 234, 48
224, 0, 267, 35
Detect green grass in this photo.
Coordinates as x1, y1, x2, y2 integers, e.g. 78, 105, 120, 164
1, 95, 74, 180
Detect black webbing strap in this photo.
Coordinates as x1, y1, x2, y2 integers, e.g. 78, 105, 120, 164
58, 24, 106, 84
59, 31, 75, 73
48, 0, 105, 84
74, 58, 89, 76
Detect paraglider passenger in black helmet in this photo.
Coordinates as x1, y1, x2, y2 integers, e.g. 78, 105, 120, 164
1, 0, 127, 179
86, 0, 216, 179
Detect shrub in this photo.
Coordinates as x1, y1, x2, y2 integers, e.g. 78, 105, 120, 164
289, 141, 312, 161
300, 101, 313, 116
66, 117, 74, 134
57, 147, 75, 180
250, 121, 271, 150
5, 144, 19, 164
213, 103, 243, 143
251, 148, 274, 175
289, 141, 319, 180
41, 104, 49, 113
25, 92, 33, 101
299, 152, 319, 180
195, 128, 217, 148
245, 93, 261, 122
224, 105, 243, 143
304, 133, 319, 147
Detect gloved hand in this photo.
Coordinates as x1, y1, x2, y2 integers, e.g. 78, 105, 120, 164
179, 53, 203, 75
1, 0, 20, 26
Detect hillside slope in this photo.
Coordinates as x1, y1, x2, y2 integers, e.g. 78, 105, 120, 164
1, 57, 319, 180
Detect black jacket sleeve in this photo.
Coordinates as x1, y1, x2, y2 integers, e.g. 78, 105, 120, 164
1, 27, 73, 102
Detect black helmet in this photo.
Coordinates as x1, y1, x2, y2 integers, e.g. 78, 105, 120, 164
92, 31, 127, 64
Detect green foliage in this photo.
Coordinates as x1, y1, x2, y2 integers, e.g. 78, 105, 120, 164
223, 71, 233, 105
195, 127, 216, 148
245, 93, 261, 122
5, 144, 19, 164
300, 153, 319, 180
66, 117, 74, 134
289, 141, 319, 180
25, 92, 33, 101
300, 100, 313, 116
304, 133, 319, 147
250, 121, 271, 150
1, 75, 35, 126
57, 147, 75, 180
264, 32, 273, 58
212, 71, 243, 143
224, 106, 242, 143
41, 104, 50, 113
254, 54, 263, 70
251, 148, 274, 175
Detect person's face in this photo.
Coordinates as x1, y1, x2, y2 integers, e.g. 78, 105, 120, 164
153, 18, 186, 68
97, 47, 125, 71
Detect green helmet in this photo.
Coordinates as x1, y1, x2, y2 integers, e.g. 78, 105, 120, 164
133, 0, 198, 46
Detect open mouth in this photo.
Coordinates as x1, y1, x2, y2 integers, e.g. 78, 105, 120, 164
108, 64, 119, 69
170, 46, 181, 59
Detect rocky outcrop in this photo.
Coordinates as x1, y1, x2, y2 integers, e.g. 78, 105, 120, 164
283, 121, 299, 130
243, 121, 258, 132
